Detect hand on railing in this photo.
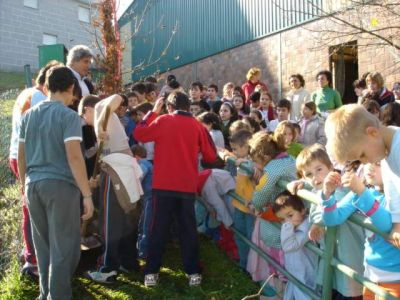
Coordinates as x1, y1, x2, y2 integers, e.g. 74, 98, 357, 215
341, 171, 365, 196
322, 171, 341, 199
217, 147, 232, 162
234, 158, 248, 166
246, 202, 262, 217
308, 224, 325, 242
287, 180, 304, 195
389, 224, 400, 248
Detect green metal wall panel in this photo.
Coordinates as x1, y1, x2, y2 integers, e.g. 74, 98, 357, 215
119, 0, 323, 81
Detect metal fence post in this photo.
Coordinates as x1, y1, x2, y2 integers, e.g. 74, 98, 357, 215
321, 226, 337, 299
24, 64, 32, 88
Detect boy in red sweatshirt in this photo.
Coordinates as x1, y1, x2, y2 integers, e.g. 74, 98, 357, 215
134, 92, 216, 287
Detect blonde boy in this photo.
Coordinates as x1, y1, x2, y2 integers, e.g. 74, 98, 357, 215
325, 104, 400, 247
294, 144, 364, 298
295, 144, 333, 242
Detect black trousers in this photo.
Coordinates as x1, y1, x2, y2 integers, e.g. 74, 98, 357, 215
145, 190, 200, 275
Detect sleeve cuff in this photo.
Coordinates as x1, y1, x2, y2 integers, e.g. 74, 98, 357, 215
319, 190, 336, 208
352, 188, 378, 216
64, 136, 83, 142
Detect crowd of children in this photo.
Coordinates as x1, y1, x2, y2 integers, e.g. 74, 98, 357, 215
10, 56, 400, 300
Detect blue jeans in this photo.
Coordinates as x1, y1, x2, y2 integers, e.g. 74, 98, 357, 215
137, 191, 152, 258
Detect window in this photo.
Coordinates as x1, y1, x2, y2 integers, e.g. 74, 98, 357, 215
42, 34, 57, 45
23, 0, 38, 9
78, 6, 90, 23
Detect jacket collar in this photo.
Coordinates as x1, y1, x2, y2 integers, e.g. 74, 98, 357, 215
173, 110, 193, 117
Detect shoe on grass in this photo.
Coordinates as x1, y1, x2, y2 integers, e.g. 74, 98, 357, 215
188, 273, 202, 286
144, 273, 159, 287
21, 262, 39, 278
85, 270, 117, 284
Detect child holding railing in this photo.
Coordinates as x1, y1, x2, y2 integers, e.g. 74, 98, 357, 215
291, 144, 364, 299
272, 192, 317, 300
229, 129, 257, 269
321, 161, 400, 299
246, 132, 297, 284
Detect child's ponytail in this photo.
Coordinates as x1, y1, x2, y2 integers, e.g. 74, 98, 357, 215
272, 131, 287, 153
249, 131, 286, 162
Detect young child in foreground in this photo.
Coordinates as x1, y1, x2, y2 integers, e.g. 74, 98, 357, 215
321, 161, 400, 299
325, 104, 400, 248
229, 129, 257, 269
291, 144, 364, 299
272, 192, 317, 300
246, 131, 297, 283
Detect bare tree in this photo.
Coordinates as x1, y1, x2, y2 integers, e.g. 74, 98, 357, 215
118, 0, 178, 80
87, 0, 177, 90
274, 0, 400, 60
91, 0, 123, 94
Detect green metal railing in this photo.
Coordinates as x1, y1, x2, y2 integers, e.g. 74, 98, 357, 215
217, 158, 399, 299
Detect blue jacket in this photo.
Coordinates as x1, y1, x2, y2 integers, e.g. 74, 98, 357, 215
322, 188, 400, 273
138, 159, 153, 202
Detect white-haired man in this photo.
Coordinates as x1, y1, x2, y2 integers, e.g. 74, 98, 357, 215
67, 45, 94, 99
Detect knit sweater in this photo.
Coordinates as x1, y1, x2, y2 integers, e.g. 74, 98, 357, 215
311, 86, 342, 113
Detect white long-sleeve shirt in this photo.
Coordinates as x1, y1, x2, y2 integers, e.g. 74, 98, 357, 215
281, 218, 317, 300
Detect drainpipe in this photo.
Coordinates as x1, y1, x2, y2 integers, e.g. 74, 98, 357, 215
278, 32, 282, 99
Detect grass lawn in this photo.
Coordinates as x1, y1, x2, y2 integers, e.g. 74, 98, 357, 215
0, 71, 26, 92
1, 236, 259, 300
0, 98, 259, 299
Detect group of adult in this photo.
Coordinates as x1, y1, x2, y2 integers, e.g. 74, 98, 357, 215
242, 67, 343, 119
243, 66, 399, 122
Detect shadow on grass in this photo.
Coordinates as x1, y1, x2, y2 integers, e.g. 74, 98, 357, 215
1, 236, 259, 300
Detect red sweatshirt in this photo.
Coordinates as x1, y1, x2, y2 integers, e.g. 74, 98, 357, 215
242, 80, 268, 104
134, 111, 217, 193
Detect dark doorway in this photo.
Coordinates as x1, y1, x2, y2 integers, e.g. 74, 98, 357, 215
329, 41, 358, 104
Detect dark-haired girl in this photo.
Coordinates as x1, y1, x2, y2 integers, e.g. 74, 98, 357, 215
219, 102, 238, 149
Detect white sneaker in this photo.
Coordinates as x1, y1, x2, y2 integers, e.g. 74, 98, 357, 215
144, 273, 159, 287
188, 273, 202, 286
86, 270, 117, 284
